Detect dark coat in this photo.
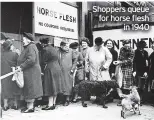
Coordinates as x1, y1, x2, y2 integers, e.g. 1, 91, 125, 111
133, 49, 148, 76
73, 51, 84, 84
109, 48, 118, 75
57, 48, 77, 95
148, 51, 154, 84
36, 43, 45, 72
43, 45, 65, 96
17, 42, 43, 100
133, 49, 148, 89
1, 50, 21, 99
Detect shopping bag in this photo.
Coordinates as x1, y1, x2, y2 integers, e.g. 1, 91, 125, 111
12, 68, 24, 88
115, 65, 123, 88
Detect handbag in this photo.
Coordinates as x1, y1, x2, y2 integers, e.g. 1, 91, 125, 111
12, 67, 24, 88
115, 65, 123, 88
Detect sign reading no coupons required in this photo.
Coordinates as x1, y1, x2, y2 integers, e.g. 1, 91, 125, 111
34, 2, 78, 39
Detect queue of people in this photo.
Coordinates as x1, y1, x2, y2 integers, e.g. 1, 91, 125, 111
1, 33, 154, 113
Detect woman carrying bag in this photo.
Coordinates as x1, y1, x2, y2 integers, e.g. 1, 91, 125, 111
1, 39, 21, 111
17, 32, 43, 113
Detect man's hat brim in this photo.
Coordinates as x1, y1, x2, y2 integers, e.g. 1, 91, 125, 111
23, 32, 34, 41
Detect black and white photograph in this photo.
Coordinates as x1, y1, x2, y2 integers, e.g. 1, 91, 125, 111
0, 1, 154, 120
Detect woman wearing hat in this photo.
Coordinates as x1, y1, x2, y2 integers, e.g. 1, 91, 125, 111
85, 37, 112, 104
40, 37, 65, 110
85, 37, 112, 81
17, 32, 43, 113
69, 42, 84, 84
57, 41, 77, 106
1, 39, 20, 110
148, 41, 154, 106
69, 42, 84, 102
133, 40, 148, 104
113, 39, 135, 105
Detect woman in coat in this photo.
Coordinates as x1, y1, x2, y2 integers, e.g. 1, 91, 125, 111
69, 42, 84, 85
69, 42, 84, 103
133, 41, 148, 103
114, 39, 135, 105
148, 42, 154, 91
85, 37, 112, 81
104, 39, 118, 78
40, 38, 65, 110
17, 32, 43, 113
1, 39, 20, 110
57, 41, 77, 106
148, 42, 154, 106
80, 37, 90, 80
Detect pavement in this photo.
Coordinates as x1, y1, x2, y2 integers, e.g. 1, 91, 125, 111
1, 99, 154, 120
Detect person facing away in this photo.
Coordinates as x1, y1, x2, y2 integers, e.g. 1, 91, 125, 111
40, 37, 65, 110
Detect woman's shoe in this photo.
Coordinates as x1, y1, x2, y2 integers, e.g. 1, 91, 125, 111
72, 99, 78, 103
63, 101, 69, 106
3, 106, 9, 111
11, 106, 18, 110
117, 103, 122, 106
42, 105, 48, 110
42, 105, 55, 110
22, 108, 34, 113
21, 107, 27, 112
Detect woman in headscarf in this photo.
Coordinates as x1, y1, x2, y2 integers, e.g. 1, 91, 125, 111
104, 39, 118, 78
1, 39, 20, 110
17, 32, 43, 113
40, 37, 65, 110
57, 41, 77, 106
